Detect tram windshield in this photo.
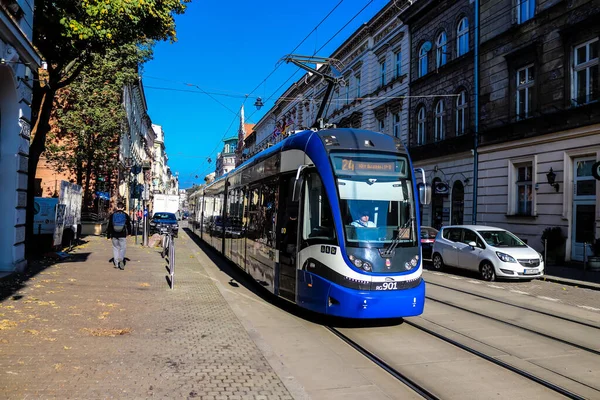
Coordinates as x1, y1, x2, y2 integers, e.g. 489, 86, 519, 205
331, 152, 417, 249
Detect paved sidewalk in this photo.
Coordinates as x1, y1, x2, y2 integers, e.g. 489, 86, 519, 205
542, 264, 600, 290
0, 234, 293, 399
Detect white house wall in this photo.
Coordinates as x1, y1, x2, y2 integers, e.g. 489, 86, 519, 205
477, 124, 600, 258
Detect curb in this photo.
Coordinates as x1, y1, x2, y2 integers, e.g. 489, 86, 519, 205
537, 275, 600, 291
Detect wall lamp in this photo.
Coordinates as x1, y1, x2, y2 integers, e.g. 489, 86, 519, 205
546, 168, 559, 192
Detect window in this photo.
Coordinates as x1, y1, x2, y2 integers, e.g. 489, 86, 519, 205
573, 39, 599, 105
518, 0, 535, 24
419, 44, 428, 77
436, 31, 447, 68
457, 18, 469, 57
301, 172, 336, 246
434, 100, 445, 141
378, 118, 385, 133
393, 112, 401, 138
443, 228, 462, 242
456, 90, 467, 135
395, 50, 402, 77
516, 65, 534, 120
355, 74, 361, 98
345, 82, 350, 105
380, 60, 386, 87
462, 229, 484, 248
516, 164, 533, 215
417, 106, 426, 145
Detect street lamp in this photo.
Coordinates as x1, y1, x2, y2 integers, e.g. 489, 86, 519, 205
254, 97, 264, 110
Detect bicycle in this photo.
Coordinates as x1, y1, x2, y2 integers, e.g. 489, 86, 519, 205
159, 224, 176, 289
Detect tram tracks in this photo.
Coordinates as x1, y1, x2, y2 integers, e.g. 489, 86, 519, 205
327, 326, 441, 400
328, 279, 600, 399
329, 320, 585, 400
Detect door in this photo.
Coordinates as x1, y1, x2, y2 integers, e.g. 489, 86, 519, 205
457, 229, 484, 271
276, 175, 299, 302
441, 227, 461, 266
571, 158, 596, 261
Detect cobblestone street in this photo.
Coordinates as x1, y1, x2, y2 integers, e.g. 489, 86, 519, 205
0, 234, 293, 399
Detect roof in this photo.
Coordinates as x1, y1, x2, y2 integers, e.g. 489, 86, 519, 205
440, 225, 504, 231
243, 123, 255, 139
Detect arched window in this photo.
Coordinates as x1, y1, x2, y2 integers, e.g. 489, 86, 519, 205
451, 181, 465, 225
417, 106, 426, 145
456, 90, 467, 135
419, 44, 428, 78
436, 31, 447, 68
457, 18, 469, 57
434, 100, 445, 141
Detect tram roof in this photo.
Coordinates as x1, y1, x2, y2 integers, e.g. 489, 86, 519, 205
202, 128, 407, 192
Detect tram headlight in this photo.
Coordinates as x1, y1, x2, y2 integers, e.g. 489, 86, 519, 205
406, 255, 420, 270
347, 254, 371, 272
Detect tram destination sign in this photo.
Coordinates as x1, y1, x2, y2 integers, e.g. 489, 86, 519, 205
341, 159, 395, 172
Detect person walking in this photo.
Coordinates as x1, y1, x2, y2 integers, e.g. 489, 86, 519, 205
107, 201, 132, 270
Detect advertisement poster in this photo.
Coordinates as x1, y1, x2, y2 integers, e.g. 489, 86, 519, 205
33, 197, 58, 235
53, 181, 83, 247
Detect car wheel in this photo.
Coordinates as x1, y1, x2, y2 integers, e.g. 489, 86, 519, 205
432, 253, 444, 270
480, 262, 496, 281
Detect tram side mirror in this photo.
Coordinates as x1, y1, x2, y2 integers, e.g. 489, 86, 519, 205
292, 165, 308, 202
418, 183, 432, 205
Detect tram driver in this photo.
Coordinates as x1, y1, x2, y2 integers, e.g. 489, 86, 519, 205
351, 210, 376, 228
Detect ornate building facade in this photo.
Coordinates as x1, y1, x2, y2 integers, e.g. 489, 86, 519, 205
0, 0, 41, 272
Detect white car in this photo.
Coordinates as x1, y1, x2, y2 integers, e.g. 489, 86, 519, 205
431, 225, 544, 281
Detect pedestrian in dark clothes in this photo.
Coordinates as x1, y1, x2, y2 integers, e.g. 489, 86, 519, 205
107, 201, 132, 270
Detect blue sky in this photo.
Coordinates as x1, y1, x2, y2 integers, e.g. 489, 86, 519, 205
142, 0, 390, 189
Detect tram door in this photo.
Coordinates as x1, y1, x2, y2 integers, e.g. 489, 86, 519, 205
277, 175, 299, 302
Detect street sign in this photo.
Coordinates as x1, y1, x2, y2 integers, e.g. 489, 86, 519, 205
592, 161, 600, 181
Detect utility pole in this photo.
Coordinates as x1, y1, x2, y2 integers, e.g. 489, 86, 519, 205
472, 0, 480, 224
281, 54, 345, 129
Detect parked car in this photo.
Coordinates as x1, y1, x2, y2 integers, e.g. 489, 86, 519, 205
149, 212, 179, 237
420, 226, 439, 261
431, 225, 544, 281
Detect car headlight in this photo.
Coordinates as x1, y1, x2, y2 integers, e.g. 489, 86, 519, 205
496, 252, 516, 263
538, 252, 544, 262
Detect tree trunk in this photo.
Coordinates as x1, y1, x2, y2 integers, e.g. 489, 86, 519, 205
25, 87, 56, 257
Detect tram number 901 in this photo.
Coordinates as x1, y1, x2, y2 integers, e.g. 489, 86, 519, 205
375, 282, 398, 291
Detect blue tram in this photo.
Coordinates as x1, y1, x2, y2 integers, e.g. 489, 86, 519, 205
189, 128, 431, 319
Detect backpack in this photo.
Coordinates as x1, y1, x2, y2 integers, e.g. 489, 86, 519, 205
112, 212, 127, 233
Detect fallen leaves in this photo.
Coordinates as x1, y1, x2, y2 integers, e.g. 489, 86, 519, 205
81, 328, 132, 337
0, 320, 18, 330
23, 329, 40, 335
139, 283, 151, 287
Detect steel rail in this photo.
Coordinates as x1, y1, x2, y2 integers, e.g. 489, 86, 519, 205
326, 327, 441, 400
405, 320, 587, 400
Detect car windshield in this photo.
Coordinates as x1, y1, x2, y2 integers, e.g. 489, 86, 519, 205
478, 230, 527, 247
331, 152, 417, 249
153, 212, 176, 220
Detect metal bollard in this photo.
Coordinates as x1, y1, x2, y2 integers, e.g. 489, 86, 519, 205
544, 239, 547, 266
584, 242, 587, 271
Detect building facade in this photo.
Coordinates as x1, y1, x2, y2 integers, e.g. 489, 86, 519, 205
215, 137, 238, 177
476, 0, 600, 260
152, 124, 167, 194
246, 1, 412, 158
121, 79, 155, 214
401, 0, 476, 231
0, 0, 41, 272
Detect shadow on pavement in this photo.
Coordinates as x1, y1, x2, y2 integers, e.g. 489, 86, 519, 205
1, 251, 92, 303
184, 229, 404, 329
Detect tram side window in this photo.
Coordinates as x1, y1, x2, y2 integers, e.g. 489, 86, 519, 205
247, 187, 260, 239
260, 180, 278, 247
301, 173, 336, 245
